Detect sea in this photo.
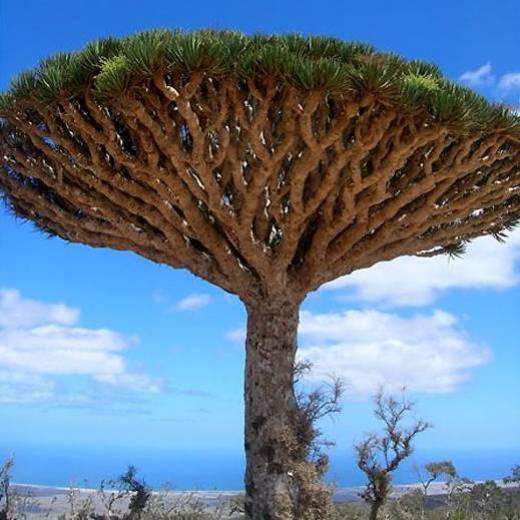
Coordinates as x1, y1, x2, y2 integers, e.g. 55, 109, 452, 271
2, 443, 519, 490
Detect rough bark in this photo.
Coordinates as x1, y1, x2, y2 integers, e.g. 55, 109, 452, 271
2, 76, 519, 304
244, 299, 298, 519
244, 298, 332, 520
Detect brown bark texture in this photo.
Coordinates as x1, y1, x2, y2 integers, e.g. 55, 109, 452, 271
244, 299, 333, 520
1, 73, 518, 304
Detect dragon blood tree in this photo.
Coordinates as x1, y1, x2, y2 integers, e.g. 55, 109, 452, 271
1, 30, 519, 519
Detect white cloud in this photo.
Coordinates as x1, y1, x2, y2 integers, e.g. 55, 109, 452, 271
0, 371, 56, 403
324, 230, 520, 307
174, 293, 211, 311
225, 230, 520, 398
498, 72, 520, 92
297, 309, 491, 398
0, 289, 79, 328
0, 325, 127, 376
226, 309, 490, 397
459, 63, 520, 96
460, 63, 494, 86
0, 289, 160, 403
94, 373, 162, 393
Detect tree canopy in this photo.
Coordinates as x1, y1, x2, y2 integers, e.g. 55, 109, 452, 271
1, 30, 519, 302
2, 30, 519, 131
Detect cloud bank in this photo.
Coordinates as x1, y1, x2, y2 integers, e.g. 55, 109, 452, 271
459, 63, 495, 87
227, 308, 491, 399
0, 289, 161, 403
298, 309, 490, 398
324, 230, 520, 307
226, 229, 520, 397
305, 232, 520, 395
460, 63, 520, 95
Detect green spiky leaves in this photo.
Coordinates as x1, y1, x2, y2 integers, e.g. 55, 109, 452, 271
289, 58, 350, 91
1, 29, 519, 136
443, 241, 468, 260
239, 44, 350, 90
10, 70, 39, 99
94, 56, 133, 96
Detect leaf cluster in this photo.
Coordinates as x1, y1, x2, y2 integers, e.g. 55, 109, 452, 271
1, 29, 519, 134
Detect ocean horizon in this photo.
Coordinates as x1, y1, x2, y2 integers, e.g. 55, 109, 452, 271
2, 443, 518, 491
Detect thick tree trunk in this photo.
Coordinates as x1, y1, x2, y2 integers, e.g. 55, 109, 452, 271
243, 298, 332, 520
244, 298, 299, 519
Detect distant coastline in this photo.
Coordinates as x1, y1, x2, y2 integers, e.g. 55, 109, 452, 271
13, 479, 518, 503
3, 444, 519, 491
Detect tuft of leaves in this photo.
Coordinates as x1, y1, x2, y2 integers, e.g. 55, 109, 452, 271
442, 241, 467, 260
10, 70, 39, 99
94, 56, 133, 96
401, 73, 441, 109
1, 29, 519, 136
345, 57, 404, 99
121, 29, 172, 74
0, 92, 15, 112
37, 53, 82, 101
76, 37, 123, 74
407, 59, 443, 79
164, 31, 233, 74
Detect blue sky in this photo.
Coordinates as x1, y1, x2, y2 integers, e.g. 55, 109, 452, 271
0, 0, 519, 486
